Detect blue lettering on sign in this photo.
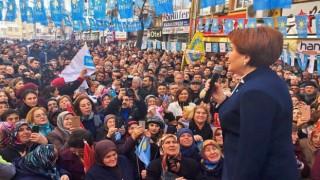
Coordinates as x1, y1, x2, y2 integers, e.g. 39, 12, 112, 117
84, 55, 94, 67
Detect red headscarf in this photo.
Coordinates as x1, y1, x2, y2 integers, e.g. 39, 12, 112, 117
50, 77, 66, 89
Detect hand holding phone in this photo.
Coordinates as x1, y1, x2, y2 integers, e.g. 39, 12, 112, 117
32, 126, 39, 133
139, 121, 146, 129
72, 116, 81, 128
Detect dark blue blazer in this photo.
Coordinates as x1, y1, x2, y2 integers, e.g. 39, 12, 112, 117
219, 67, 298, 180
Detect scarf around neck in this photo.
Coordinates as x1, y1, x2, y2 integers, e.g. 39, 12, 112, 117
161, 152, 182, 173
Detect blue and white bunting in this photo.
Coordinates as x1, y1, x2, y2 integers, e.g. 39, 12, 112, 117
316, 14, 320, 38
94, 0, 106, 20
33, 0, 46, 23
277, 16, 287, 38
211, 18, 219, 33
295, 15, 308, 38
263, 17, 274, 28
153, 0, 173, 15
20, 0, 28, 22
71, 0, 84, 21
246, 18, 257, 28
204, 19, 210, 32
6, 1, 16, 22
118, 0, 133, 19
224, 19, 234, 34
50, 0, 63, 24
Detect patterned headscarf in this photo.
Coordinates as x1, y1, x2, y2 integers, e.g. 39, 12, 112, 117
0, 122, 14, 149
10, 122, 30, 152
201, 140, 223, 161
24, 144, 59, 180
159, 134, 182, 173
56, 111, 73, 135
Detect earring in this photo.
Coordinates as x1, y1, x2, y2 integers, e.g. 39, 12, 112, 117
243, 62, 246, 66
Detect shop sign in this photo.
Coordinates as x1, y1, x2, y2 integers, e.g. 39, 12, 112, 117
162, 26, 189, 34
147, 30, 162, 38
162, 9, 190, 21
296, 40, 320, 54
115, 32, 127, 40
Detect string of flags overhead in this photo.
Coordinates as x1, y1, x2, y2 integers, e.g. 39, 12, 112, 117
197, 13, 320, 38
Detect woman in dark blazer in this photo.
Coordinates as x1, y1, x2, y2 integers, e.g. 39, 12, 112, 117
211, 26, 297, 179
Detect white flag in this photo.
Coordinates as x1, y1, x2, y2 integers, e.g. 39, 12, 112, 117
60, 43, 95, 83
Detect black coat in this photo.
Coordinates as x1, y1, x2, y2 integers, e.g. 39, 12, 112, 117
146, 157, 199, 180
218, 67, 298, 180
189, 121, 213, 141
196, 159, 223, 180
85, 155, 134, 180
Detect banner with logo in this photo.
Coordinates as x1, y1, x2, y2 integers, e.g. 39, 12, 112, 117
263, 17, 274, 28
71, 0, 84, 20
50, 0, 63, 24
94, 0, 106, 20
277, 16, 288, 37
6, 1, 16, 22
153, 0, 173, 15
33, 0, 46, 23
184, 32, 205, 64
117, 0, 133, 19
295, 15, 308, 38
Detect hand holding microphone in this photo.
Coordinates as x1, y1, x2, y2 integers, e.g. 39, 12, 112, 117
203, 65, 227, 104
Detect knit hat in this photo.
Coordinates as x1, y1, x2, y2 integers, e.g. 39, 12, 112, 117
104, 114, 116, 125
147, 115, 165, 129
201, 140, 223, 161
304, 81, 318, 88
176, 128, 193, 141
50, 77, 66, 89
94, 140, 117, 166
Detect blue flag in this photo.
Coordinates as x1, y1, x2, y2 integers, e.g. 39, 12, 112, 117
94, 0, 106, 20
71, 0, 84, 20
211, 18, 219, 33
50, 0, 63, 24
136, 21, 142, 31
317, 56, 320, 75
198, 18, 203, 31
122, 22, 128, 32
143, 16, 152, 29
54, 21, 61, 27
254, 0, 292, 10
246, 18, 257, 28
224, 19, 233, 34
135, 0, 144, 7
40, 19, 48, 26
88, 0, 95, 11
212, 43, 219, 52
153, 0, 173, 15
20, 0, 28, 22
82, 19, 89, 31
33, 0, 46, 23
167, 42, 171, 51
0, 2, 3, 20
73, 20, 81, 31
316, 14, 320, 38
107, 0, 116, 10
135, 137, 151, 167
176, 42, 182, 51
63, 15, 72, 27
26, 7, 34, 23
237, 18, 244, 29
301, 54, 308, 71
147, 40, 152, 49
204, 19, 210, 32
0, 1, 3, 21
97, 20, 107, 31
156, 41, 161, 49
89, 18, 97, 30
296, 53, 302, 68
118, 0, 133, 19
6, 1, 16, 22
295, 15, 308, 38
263, 17, 274, 28
118, 22, 123, 32
277, 16, 287, 37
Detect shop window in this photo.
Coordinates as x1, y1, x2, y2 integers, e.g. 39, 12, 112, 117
8, 27, 12, 32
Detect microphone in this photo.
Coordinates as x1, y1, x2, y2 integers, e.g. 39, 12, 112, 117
203, 65, 223, 103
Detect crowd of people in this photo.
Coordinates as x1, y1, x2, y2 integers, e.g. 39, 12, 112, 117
0, 27, 319, 180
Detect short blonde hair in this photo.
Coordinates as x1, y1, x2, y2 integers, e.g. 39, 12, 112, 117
25, 107, 47, 125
